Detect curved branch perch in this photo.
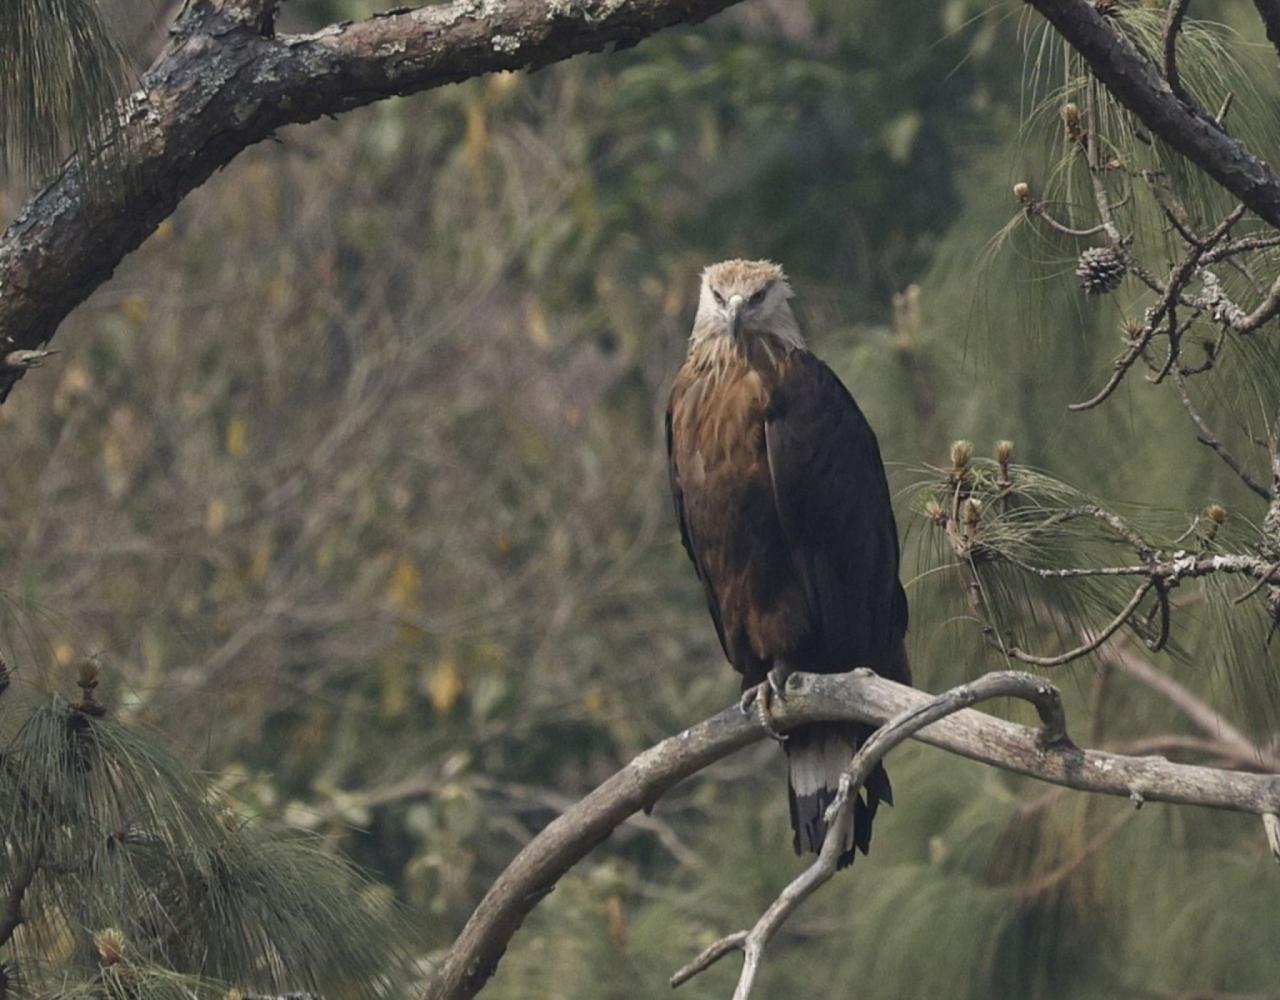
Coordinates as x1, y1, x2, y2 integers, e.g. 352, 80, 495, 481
671, 672, 1076, 999
426, 668, 1280, 1000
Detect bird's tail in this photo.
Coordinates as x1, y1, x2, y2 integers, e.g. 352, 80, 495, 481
786, 721, 892, 869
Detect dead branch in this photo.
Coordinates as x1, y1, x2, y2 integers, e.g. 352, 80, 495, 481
1005, 581, 1154, 666
0, 0, 745, 402
670, 672, 1074, 999
427, 668, 1280, 1000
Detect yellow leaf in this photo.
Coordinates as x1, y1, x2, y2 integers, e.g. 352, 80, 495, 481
464, 101, 488, 176
250, 540, 271, 581
225, 416, 248, 458
582, 684, 606, 719
487, 71, 520, 101
605, 894, 628, 950
428, 656, 464, 716
315, 533, 336, 571
120, 295, 149, 327
525, 298, 551, 349
387, 557, 422, 610
206, 498, 227, 536
53, 641, 75, 668
381, 657, 409, 719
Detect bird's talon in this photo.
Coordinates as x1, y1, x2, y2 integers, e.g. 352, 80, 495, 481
742, 679, 787, 742
756, 694, 787, 742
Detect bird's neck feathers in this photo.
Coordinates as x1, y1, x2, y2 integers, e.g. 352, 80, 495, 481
687, 287, 806, 379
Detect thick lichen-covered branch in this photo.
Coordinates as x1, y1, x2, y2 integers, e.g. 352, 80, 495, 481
0, 0, 745, 401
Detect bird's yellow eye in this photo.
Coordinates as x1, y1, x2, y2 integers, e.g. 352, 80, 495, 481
712, 289, 725, 306
749, 288, 767, 306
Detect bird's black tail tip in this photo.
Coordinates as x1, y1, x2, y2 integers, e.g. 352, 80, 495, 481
786, 722, 893, 869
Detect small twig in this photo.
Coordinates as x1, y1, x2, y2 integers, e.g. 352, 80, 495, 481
1038, 504, 1156, 560
1202, 234, 1280, 264
1171, 371, 1272, 500
1149, 311, 1197, 384
1233, 563, 1280, 606
1010, 808, 1135, 902
1215, 90, 1234, 127
1264, 813, 1280, 862
1259, 809, 1280, 860
1024, 201, 1112, 238
670, 931, 749, 988
1163, 0, 1193, 107
1234, 272, 1280, 334
0, 348, 59, 372
1006, 581, 1154, 667
1107, 638, 1280, 772
1144, 582, 1171, 652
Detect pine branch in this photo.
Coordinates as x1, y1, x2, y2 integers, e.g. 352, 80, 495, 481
1024, 0, 1280, 228
0, 0, 746, 402
426, 668, 1280, 1000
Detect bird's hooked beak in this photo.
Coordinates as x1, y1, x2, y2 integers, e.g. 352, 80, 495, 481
725, 294, 745, 338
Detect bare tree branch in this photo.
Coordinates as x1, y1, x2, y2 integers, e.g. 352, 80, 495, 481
1024, 0, 1280, 229
0, 0, 745, 401
428, 668, 1280, 1000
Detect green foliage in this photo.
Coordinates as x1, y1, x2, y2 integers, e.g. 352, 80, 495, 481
0, 669, 412, 998
0, 0, 132, 184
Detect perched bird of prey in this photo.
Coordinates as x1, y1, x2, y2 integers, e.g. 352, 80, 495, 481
666, 259, 910, 867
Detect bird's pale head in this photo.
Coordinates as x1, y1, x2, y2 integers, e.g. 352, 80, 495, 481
691, 259, 803, 353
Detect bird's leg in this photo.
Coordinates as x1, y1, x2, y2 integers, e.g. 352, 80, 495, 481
739, 661, 794, 742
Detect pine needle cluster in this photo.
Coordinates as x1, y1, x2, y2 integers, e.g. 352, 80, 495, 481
0, 662, 413, 999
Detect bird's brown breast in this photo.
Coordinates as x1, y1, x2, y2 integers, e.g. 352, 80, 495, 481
669, 348, 812, 680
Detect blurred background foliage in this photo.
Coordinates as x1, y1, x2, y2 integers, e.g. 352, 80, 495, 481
1, 0, 1279, 996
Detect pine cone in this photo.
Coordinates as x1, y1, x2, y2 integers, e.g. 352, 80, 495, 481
1076, 246, 1126, 295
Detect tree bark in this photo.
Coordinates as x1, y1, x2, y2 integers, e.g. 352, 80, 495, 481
426, 668, 1280, 1000
0, 0, 743, 400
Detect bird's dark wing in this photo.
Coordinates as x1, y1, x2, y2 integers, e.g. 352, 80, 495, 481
666, 389, 731, 661
764, 351, 908, 676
